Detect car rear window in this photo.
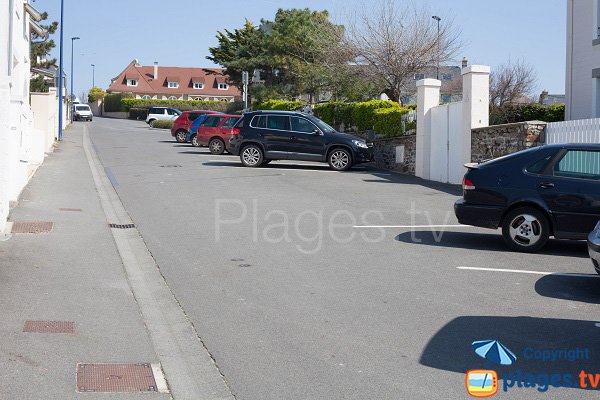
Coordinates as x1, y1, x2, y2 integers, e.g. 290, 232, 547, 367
267, 115, 290, 130
525, 155, 553, 174
222, 117, 240, 128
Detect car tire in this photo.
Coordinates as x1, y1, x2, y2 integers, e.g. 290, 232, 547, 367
240, 145, 263, 168
209, 138, 225, 155
148, 119, 156, 127
501, 207, 550, 253
191, 134, 200, 147
592, 259, 600, 275
328, 148, 352, 171
175, 130, 187, 143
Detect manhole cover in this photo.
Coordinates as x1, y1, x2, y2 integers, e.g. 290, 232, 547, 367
76, 363, 157, 392
23, 320, 74, 333
11, 221, 53, 234
59, 208, 82, 212
159, 165, 182, 168
108, 223, 135, 229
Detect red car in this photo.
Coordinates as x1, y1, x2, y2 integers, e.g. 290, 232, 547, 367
194, 114, 241, 154
171, 110, 223, 143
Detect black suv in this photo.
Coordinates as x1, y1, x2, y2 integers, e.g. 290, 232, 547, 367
455, 144, 600, 252
228, 111, 373, 171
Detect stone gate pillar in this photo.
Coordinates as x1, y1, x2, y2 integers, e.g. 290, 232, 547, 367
415, 79, 441, 180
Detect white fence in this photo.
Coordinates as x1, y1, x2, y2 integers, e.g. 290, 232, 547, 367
546, 118, 600, 144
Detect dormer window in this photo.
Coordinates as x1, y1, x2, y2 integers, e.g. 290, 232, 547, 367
218, 83, 229, 90
193, 82, 204, 89
168, 81, 179, 88
127, 79, 138, 86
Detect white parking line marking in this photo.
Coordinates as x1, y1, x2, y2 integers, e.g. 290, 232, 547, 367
457, 266, 600, 278
353, 224, 472, 229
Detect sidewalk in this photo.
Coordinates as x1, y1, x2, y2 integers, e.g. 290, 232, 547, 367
0, 123, 169, 399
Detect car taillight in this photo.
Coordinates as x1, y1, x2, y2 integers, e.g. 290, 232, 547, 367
463, 177, 475, 190
231, 128, 240, 135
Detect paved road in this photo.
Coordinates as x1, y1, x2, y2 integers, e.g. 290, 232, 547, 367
90, 117, 600, 399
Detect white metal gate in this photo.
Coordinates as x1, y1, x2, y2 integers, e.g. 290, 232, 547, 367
429, 102, 464, 184
546, 118, 600, 144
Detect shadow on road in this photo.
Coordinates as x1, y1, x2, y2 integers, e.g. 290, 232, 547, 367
420, 316, 600, 392
394, 231, 588, 258
363, 172, 462, 196
535, 274, 600, 304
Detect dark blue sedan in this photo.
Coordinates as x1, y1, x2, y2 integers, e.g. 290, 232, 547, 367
455, 144, 600, 252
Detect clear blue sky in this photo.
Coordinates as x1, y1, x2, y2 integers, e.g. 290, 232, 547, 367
32, 0, 566, 99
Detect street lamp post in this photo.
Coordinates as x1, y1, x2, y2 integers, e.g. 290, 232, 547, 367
58, 0, 64, 141
91, 64, 95, 87
70, 36, 80, 122
432, 15, 441, 80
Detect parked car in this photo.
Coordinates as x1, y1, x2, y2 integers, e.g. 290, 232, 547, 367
185, 112, 224, 145
146, 107, 181, 127
228, 111, 373, 171
588, 221, 600, 274
73, 104, 93, 121
196, 114, 241, 154
455, 144, 600, 252
171, 110, 221, 143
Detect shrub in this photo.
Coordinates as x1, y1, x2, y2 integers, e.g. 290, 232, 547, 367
104, 92, 133, 112
490, 103, 565, 125
254, 99, 305, 111
129, 107, 148, 120
373, 107, 412, 138
151, 120, 173, 129
351, 100, 400, 131
120, 98, 241, 113
313, 101, 353, 129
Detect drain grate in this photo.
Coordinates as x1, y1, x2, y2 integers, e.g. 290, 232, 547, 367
59, 208, 83, 212
23, 320, 75, 333
76, 363, 157, 392
11, 221, 53, 234
159, 165, 182, 168
109, 223, 135, 229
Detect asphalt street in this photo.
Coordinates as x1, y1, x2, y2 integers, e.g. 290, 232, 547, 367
89, 117, 600, 400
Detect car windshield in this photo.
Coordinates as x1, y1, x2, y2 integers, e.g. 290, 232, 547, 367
308, 116, 336, 133
76, 106, 90, 111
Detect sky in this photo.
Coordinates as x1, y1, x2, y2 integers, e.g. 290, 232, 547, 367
31, 0, 567, 100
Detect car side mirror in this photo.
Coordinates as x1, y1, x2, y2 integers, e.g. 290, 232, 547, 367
312, 129, 322, 136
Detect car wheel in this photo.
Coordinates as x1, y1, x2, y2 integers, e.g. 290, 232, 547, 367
175, 130, 187, 143
149, 119, 156, 127
501, 207, 550, 252
328, 148, 352, 171
240, 145, 263, 167
191, 134, 200, 147
209, 138, 225, 155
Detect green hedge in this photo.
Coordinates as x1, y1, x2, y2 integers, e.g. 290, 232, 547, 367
313, 100, 400, 131
254, 99, 305, 111
372, 108, 414, 138
120, 98, 242, 113
104, 92, 133, 112
490, 103, 565, 125
151, 120, 174, 129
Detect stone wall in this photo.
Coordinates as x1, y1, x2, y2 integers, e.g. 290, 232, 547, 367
471, 121, 546, 163
372, 135, 416, 175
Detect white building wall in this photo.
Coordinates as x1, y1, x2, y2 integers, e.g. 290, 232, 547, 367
566, 0, 600, 120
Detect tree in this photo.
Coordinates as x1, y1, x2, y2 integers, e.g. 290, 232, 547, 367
489, 59, 537, 107
346, 1, 461, 103
30, 11, 58, 68
88, 87, 106, 103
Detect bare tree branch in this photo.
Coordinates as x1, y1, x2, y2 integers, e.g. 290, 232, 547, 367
490, 59, 538, 107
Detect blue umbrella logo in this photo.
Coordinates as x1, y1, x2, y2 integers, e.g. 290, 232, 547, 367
472, 340, 517, 365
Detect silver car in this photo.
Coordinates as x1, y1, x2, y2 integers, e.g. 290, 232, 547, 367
588, 221, 600, 274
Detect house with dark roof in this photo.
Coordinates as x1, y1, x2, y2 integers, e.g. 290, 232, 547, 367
107, 59, 241, 102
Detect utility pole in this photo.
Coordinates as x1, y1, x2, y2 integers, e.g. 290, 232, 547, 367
58, 0, 64, 141
70, 36, 80, 122
242, 71, 249, 111
91, 64, 95, 87
432, 15, 441, 80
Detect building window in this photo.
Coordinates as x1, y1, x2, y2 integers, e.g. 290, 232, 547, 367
414, 73, 425, 80
141, 95, 151, 100
193, 82, 204, 89
168, 96, 178, 100
218, 83, 229, 90
168, 81, 179, 88
127, 79, 138, 86
441, 73, 453, 81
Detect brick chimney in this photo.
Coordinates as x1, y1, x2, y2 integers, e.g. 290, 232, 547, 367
462, 57, 468, 69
